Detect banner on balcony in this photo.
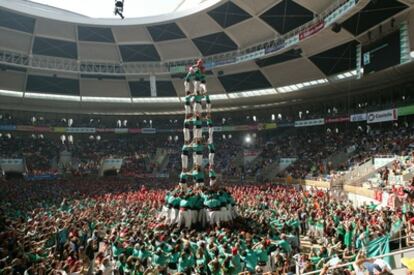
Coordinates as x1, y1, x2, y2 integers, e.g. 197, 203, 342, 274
367, 109, 397, 124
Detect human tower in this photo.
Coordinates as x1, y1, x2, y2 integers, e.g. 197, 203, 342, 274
160, 59, 236, 228
180, 59, 216, 188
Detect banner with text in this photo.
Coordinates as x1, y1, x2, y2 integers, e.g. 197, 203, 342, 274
367, 109, 398, 124
350, 113, 367, 122
295, 118, 325, 127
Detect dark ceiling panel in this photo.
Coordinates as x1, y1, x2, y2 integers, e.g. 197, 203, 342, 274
119, 44, 161, 62
157, 81, 176, 97
78, 26, 115, 43
0, 64, 27, 73
26, 75, 80, 95
147, 23, 186, 42
207, 1, 251, 28
260, 0, 314, 34
192, 32, 238, 56
129, 81, 151, 97
33, 37, 78, 59
342, 0, 407, 36
309, 40, 358, 76
256, 49, 302, 67
218, 70, 272, 92
0, 9, 35, 33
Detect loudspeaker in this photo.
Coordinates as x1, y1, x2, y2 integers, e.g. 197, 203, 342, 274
331, 23, 342, 33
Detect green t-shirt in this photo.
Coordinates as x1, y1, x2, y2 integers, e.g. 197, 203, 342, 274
243, 249, 258, 272
178, 254, 195, 272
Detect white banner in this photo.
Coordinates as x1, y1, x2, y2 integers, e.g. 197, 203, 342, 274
66, 127, 96, 133
350, 113, 367, 122
295, 118, 325, 127
367, 109, 398, 124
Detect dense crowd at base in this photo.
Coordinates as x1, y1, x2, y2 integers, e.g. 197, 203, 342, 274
0, 178, 411, 275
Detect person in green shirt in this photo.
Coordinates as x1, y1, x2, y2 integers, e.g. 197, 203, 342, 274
178, 247, 195, 273
242, 246, 259, 272
116, 254, 127, 274
178, 195, 192, 229
193, 94, 203, 115
184, 93, 193, 116
151, 248, 168, 272
192, 166, 204, 185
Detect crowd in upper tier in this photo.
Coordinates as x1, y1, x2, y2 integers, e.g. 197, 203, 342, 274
1, 122, 414, 181
0, 178, 409, 275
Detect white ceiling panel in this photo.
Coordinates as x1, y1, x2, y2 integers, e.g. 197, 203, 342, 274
227, 18, 275, 48
293, 0, 333, 14
300, 27, 354, 57
112, 25, 152, 43
179, 13, 221, 37
0, 71, 26, 91
35, 18, 76, 40
156, 39, 200, 60
262, 58, 325, 87
233, 0, 279, 16
0, 28, 32, 54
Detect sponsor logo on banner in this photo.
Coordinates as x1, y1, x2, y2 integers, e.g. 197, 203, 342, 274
141, 128, 156, 134
236, 49, 265, 63
96, 128, 114, 133
16, 126, 52, 132
294, 118, 325, 127
367, 109, 398, 124
128, 128, 140, 134
299, 20, 325, 41
325, 116, 350, 124
350, 113, 367, 122
114, 128, 128, 134
265, 39, 285, 54
0, 125, 16, 131
66, 127, 96, 133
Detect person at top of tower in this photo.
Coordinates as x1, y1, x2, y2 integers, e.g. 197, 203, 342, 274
184, 59, 206, 96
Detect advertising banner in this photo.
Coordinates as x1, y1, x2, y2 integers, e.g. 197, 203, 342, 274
128, 128, 141, 134
66, 127, 96, 133
53, 127, 66, 133
264, 39, 285, 54
367, 109, 398, 124
0, 125, 16, 131
350, 113, 367, 122
114, 128, 128, 134
96, 128, 114, 133
325, 116, 350, 124
299, 20, 325, 41
398, 105, 414, 117
141, 128, 156, 134
294, 118, 325, 127
236, 49, 265, 63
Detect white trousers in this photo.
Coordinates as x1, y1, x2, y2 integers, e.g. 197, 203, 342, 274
193, 103, 202, 115
200, 83, 207, 95
194, 154, 203, 166
209, 152, 214, 166
207, 103, 211, 113
206, 210, 220, 226
184, 81, 190, 93
198, 209, 206, 227
183, 128, 190, 142
184, 105, 192, 116
193, 81, 200, 94
177, 209, 192, 228
194, 128, 202, 139
169, 208, 178, 224
190, 210, 198, 224
181, 154, 188, 170
208, 127, 213, 142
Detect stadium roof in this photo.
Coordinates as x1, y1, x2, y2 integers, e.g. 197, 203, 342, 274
0, 0, 413, 114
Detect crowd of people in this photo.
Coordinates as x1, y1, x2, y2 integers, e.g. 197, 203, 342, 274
0, 177, 410, 275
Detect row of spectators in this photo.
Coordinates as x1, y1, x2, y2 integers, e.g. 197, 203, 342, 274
1, 123, 413, 181
0, 179, 408, 274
